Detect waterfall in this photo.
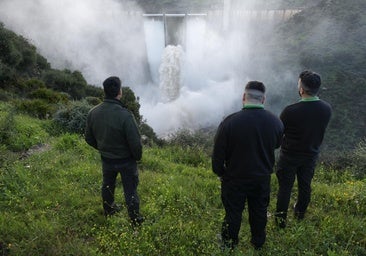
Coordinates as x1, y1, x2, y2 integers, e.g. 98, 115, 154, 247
159, 45, 183, 102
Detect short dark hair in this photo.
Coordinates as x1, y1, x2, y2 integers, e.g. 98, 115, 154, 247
299, 70, 321, 96
245, 81, 266, 93
103, 76, 121, 98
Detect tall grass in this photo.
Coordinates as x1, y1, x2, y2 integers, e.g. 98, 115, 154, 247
0, 108, 365, 255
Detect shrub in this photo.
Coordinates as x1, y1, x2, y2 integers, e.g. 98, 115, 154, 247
0, 88, 13, 101
85, 96, 101, 106
13, 99, 55, 119
0, 60, 16, 85
121, 86, 142, 124
166, 128, 215, 154
53, 100, 93, 134
42, 69, 87, 100
139, 121, 164, 146
320, 139, 366, 178
23, 78, 46, 90
29, 88, 69, 104
85, 85, 103, 99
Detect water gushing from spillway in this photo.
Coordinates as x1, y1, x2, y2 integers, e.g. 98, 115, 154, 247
159, 45, 183, 102
140, 14, 241, 136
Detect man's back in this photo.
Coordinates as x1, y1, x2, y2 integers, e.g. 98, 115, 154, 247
280, 100, 332, 157
212, 108, 283, 180
85, 99, 142, 161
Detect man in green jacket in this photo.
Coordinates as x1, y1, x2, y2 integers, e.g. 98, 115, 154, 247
85, 76, 143, 226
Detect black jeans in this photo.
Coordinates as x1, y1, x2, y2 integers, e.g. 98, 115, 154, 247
102, 159, 140, 220
221, 176, 270, 248
275, 153, 317, 218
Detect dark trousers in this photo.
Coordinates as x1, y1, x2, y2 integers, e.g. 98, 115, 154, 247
275, 153, 317, 218
221, 177, 270, 248
102, 160, 140, 220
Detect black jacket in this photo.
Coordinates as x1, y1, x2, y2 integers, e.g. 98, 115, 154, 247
212, 107, 283, 180
280, 99, 332, 158
85, 99, 142, 161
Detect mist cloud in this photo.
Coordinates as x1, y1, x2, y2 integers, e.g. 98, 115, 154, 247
0, 0, 147, 86
0, 0, 302, 136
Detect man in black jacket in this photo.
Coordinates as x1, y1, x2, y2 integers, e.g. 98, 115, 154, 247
212, 81, 283, 250
275, 70, 332, 228
85, 76, 143, 226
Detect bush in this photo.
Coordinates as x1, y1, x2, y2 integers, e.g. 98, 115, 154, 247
23, 78, 46, 90
0, 60, 16, 85
166, 128, 215, 154
320, 139, 366, 178
14, 99, 55, 119
29, 88, 69, 104
85, 85, 103, 99
53, 100, 93, 134
0, 88, 13, 101
121, 86, 142, 124
139, 121, 163, 146
42, 69, 87, 100
85, 96, 101, 106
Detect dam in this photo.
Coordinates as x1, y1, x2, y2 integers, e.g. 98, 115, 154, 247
139, 8, 301, 101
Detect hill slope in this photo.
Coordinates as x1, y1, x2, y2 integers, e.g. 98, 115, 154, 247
0, 109, 365, 255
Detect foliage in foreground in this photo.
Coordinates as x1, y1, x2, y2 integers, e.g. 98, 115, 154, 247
0, 112, 365, 255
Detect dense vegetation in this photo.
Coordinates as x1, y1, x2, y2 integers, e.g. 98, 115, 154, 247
0, 0, 366, 255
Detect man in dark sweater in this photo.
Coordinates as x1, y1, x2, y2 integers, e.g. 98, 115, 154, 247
212, 81, 283, 250
275, 70, 332, 228
85, 76, 144, 226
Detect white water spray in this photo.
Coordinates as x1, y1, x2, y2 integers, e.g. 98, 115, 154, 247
159, 45, 183, 102
0, 0, 302, 136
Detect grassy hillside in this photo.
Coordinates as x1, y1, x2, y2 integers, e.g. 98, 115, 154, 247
0, 105, 365, 255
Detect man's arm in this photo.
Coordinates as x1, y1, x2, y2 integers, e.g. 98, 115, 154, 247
125, 114, 142, 161
85, 113, 98, 149
212, 122, 227, 177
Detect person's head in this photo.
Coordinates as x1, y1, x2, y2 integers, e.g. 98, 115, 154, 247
298, 70, 321, 96
243, 81, 266, 105
103, 76, 122, 99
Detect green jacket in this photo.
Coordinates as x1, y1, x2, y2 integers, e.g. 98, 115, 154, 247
85, 99, 142, 161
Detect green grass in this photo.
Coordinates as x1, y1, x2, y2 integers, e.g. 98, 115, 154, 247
0, 110, 365, 255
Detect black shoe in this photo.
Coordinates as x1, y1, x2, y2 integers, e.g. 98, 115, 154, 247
217, 234, 237, 252
275, 217, 286, 228
251, 242, 263, 251
131, 215, 145, 227
274, 212, 287, 229
293, 203, 305, 220
104, 203, 122, 217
